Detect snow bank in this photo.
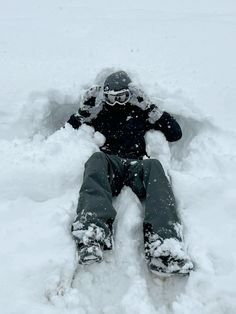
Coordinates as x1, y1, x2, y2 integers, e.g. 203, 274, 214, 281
1, 72, 236, 314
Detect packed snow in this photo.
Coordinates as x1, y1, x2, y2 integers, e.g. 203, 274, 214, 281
1, 1, 236, 314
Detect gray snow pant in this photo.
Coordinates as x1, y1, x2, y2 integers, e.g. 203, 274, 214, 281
72, 152, 182, 253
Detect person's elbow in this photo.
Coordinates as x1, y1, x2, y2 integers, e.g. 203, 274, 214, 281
167, 126, 182, 142
67, 114, 82, 129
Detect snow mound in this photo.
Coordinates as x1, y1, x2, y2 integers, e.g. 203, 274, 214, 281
1, 74, 236, 314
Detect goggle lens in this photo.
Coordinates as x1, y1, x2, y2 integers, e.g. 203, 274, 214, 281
104, 89, 130, 105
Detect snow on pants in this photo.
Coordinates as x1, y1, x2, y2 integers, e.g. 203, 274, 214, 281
71, 152, 182, 250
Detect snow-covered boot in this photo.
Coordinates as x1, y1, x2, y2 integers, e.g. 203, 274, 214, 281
72, 221, 112, 265
78, 242, 103, 265
146, 236, 194, 276
149, 253, 194, 276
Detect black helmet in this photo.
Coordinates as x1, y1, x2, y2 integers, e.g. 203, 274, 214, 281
103, 71, 131, 92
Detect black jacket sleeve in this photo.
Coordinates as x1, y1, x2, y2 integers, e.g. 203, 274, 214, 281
67, 98, 95, 129
67, 87, 100, 130
151, 111, 182, 142
67, 114, 83, 129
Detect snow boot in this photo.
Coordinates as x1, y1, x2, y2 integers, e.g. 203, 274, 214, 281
78, 242, 103, 265
149, 254, 194, 276
146, 236, 194, 276
72, 221, 113, 265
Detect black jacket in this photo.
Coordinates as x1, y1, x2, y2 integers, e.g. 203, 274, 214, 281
67, 86, 182, 159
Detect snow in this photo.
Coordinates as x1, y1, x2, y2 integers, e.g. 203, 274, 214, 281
1, 0, 236, 313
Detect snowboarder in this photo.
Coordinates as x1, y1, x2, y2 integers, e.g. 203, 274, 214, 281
67, 71, 194, 275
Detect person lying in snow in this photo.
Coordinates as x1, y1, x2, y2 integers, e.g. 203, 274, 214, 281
67, 71, 194, 275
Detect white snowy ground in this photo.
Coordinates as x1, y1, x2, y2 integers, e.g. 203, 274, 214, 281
1, 1, 236, 313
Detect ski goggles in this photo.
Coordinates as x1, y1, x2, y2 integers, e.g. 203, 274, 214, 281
104, 89, 131, 105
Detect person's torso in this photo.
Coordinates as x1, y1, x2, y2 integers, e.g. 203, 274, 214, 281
91, 102, 149, 159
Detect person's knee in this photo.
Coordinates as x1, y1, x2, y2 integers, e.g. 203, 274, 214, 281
143, 158, 163, 170
85, 151, 107, 166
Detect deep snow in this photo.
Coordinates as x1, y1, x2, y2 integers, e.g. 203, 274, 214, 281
1, 1, 236, 314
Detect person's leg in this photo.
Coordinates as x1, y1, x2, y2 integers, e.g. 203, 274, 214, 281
142, 159, 181, 242
127, 158, 193, 274
72, 152, 125, 255
126, 158, 181, 240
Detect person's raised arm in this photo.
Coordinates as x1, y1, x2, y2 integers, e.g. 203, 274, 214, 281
147, 105, 182, 142
67, 86, 101, 129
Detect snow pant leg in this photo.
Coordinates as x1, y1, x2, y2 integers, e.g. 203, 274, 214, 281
142, 159, 181, 241
126, 159, 181, 241
72, 152, 125, 249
